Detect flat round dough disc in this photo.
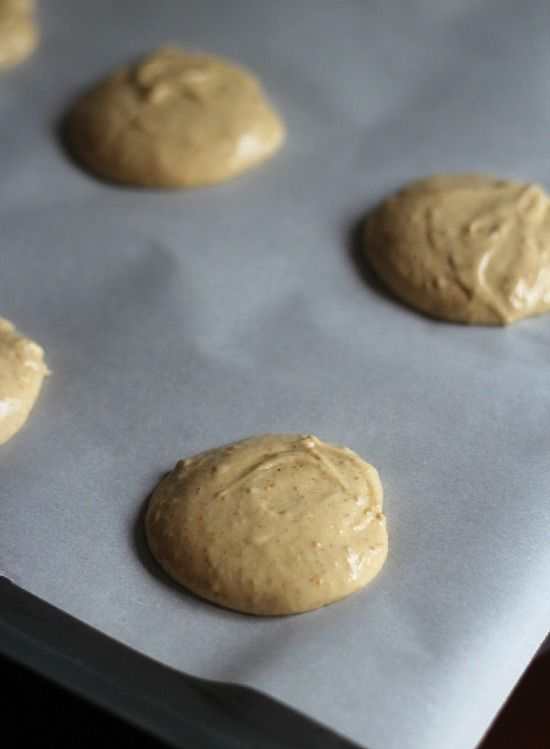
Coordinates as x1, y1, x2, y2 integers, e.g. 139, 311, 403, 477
145, 434, 388, 615
0, 0, 38, 70
0, 317, 49, 445
69, 46, 285, 188
364, 174, 550, 325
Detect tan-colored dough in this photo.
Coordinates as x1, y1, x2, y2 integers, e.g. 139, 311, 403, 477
0, 317, 49, 445
364, 174, 550, 325
145, 434, 388, 616
68, 46, 285, 188
0, 0, 38, 70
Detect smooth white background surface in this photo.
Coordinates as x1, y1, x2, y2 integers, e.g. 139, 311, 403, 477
1, 2, 549, 748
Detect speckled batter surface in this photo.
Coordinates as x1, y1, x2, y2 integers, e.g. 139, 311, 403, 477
364, 174, 550, 325
145, 434, 388, 615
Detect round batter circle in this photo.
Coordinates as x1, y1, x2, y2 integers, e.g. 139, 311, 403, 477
363, 174, 550, 325
145, 434, 388, 615
68, 45, 285, 188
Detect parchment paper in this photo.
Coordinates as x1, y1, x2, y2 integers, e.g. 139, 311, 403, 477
1, 2, 549, 748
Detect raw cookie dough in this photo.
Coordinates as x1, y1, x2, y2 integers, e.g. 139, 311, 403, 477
68, 45, 285, 188
145, 434, 388, 616
0, 0, 39, 70
363, 174, 550, 325
0, 317, 49, 445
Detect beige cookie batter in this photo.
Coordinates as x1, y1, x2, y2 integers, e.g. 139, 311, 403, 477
0, 317, 49, 445
0, 0, 38, 70
146, 434, 388, 616
69, 46, 285, 188
364, 174, 550, 325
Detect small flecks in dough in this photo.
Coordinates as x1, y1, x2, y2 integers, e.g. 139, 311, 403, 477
0, 316, 49, 445
69, 45, 285, 189
0, 0, 39, 70
363, 174, 550, 325
145, 434, 388, 615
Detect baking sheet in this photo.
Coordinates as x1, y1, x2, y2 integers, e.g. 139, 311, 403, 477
1, 2, 550, 748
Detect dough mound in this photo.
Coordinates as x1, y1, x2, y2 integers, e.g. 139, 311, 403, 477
364, 174, 550, 325
0, 0, 38, 70
69, 46, 285, 188
145, 434, 388, 615
0, 317, 49, 445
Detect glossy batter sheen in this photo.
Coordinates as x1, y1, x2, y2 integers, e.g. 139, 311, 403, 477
146, 434, 388, 616
364, 174, 550, 324
0, 0, 38, 70
69, 46, 285, 188
0, 317, 49, 445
